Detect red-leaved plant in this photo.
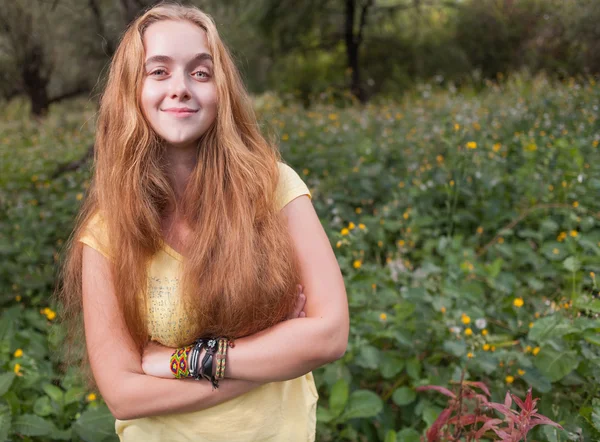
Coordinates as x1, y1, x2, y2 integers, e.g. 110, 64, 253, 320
416, 376, 563, 441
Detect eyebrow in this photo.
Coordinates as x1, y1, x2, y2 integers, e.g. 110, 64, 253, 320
144, 52, 213, 69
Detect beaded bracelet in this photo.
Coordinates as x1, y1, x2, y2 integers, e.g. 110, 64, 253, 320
169, 345, 192, 379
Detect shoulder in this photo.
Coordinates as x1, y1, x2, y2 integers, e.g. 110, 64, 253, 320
79, 211, 112, 260
275, 161, 312, 211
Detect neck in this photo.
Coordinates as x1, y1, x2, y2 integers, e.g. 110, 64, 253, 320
164, 141, 198, 208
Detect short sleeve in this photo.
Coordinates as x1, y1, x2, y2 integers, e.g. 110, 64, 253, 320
276, 162, 312, 211
79, 212, 112, 260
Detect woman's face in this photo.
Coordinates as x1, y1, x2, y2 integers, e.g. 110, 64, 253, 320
141, 20, 217, 149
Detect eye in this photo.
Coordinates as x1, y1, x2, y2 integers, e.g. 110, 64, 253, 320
193, 70, 210, 79
149, 69, 167, 76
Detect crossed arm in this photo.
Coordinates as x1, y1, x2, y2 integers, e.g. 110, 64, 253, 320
82, 195, 349, 420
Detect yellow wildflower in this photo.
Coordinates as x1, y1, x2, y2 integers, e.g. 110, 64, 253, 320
403, 212, 409, 220
76, 193, 83, 201
548, 184, 554, 191
398, 181, 405, 188
525, 345, 532, 353
513, 298, 524, 308
570, 230, 578, 237
491, 346, 496, 352
355, 207, 362, 214
505, 375, 514, 384
15, 295, 21, 302
397, 240, 405, 247
493, 143, 501, 152
14, 349, 23, 358
532, 347, 540, 356
336, 241, 342, 248
454, 123, 460, 131
353, 260, 362, 269
449, 180, 455, 187
573, 201, 579, 208
379, 313, 387, 321
466, 141, 477, 149
591, 271, 596, 279
517, 369, 526, 376
348, 222, 356, 230
593, 140, 599, 147
525, 143, 537, 152
14, 364, 22, 375
440, 307, 446, 314
481, 329, 488, 336
467, 352, 474, 359
377, 241, 383, 247
461, 314, 471, 325
328, 113, 338, 121
341, 228, 349, 236
465, 328, 473, 336
476, 226, 483, 234
302, 169, 309, 176
483, 344, 490, 351
281, 134, 289, 141
497, 237, 504, 244
557, 232, 567, 242
529, 322, 534, 328
86, 393, 97, 402
46, 309, 56, 321
358, 223, 366, 230
436, 155, 444, 163
552, 248, 559, 255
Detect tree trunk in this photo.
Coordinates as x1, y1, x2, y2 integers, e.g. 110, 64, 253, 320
21, 43, 50, 117
344, 0, 372, 103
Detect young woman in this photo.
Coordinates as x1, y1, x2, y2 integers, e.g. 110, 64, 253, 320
57, 3, 349, 441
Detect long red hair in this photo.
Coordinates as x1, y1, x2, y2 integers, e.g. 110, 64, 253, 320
56, 3, 301, 384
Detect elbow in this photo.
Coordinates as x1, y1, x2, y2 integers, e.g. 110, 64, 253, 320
323, 322, 349, 363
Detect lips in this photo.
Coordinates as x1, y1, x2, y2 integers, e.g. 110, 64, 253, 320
163, 108, 198, 114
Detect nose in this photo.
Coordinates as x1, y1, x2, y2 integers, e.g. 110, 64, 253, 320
169, 70, 191, 100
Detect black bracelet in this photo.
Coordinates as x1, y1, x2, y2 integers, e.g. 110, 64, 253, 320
201, 339, 219, 389
190, 339, 205, 380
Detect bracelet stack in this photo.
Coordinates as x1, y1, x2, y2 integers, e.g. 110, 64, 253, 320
170, 337, 234, 390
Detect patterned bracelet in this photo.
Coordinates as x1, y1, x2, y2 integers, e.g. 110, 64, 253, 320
169, 345, 192, 379
215, 338, 229, 380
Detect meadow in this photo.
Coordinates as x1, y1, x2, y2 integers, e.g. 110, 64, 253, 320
0, 73, 599, 441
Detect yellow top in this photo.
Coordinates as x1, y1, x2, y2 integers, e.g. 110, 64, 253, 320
79, 162, 318, 442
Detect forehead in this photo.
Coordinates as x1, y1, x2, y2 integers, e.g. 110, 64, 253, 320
143, 19, 211, 59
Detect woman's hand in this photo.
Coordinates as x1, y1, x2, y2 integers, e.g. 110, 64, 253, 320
141, 341, 176, 378
287, 284, 306, 320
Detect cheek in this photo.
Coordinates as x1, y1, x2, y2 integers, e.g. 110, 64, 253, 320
141, 82, 163, 115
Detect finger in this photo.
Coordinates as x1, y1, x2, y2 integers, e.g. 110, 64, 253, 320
288, 292, 305, 320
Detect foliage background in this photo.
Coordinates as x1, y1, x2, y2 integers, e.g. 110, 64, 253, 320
1, 0, 600, 441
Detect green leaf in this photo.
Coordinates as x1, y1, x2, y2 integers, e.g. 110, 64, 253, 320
64, 386, 86, 405
73, 405, 116, 442
0, 373, 16, 396
0, 403, 11, 442
397, 428, 421, 442
384, 429, 397, 442
528, 316, 578, 343
392, 387, 416, 406
338, 390, 383, 421
12, 414, 56, 437
33, 396, 54, 417
380, 354, 404, 379
329, 379, 348, 417
584, 331, 600, 347
406, 358, 421, 380
521, 366, 552, 393
534, 347, 579, 382
316, 406, 335, 424
563, 256, 581, 272
355, 345, 380, 370
42, 383, 64, 409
